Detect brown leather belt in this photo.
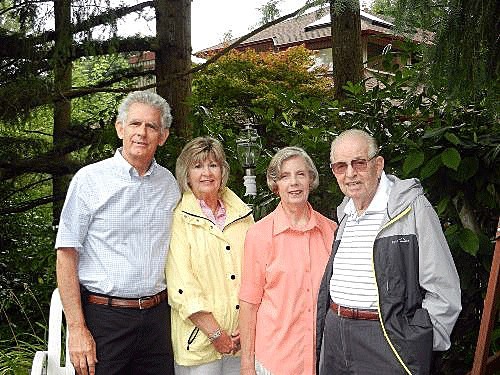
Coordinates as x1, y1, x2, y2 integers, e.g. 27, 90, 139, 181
86, 289, 167, 310
330, 302, 379, 321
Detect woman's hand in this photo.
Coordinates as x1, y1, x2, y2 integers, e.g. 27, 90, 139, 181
230, 329, 240, 354
211, 330, 235, 354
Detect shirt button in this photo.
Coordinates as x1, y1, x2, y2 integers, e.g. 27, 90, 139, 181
178, 289, 183, 294
236, 304, 240, 309
230, 274, 236, 280
226, 245, 231, 251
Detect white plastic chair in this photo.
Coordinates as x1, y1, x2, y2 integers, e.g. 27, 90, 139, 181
31, 288, 75, 375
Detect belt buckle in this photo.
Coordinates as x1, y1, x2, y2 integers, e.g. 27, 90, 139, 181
138, 296, 151, 310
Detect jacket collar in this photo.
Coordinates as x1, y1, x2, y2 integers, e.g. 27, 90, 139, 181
179, 188, 252, 225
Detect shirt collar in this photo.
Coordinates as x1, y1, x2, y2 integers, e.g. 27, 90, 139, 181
199, 198, 226, 218
114, 148, 157, 178
273, 201, 319, 236
344, 171, 393, 218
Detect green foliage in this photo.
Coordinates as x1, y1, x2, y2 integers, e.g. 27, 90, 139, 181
371, 0, 499, 113
0, 334, 45, 374
189, 47, 342, 218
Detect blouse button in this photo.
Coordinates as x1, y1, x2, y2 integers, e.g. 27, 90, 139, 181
230, 274, 236, 280
178, 289, 183, 294
236, 304, 240, 309
226, 245, 231, 251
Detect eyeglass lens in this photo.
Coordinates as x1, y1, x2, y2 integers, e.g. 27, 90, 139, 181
331, 159, 369, 174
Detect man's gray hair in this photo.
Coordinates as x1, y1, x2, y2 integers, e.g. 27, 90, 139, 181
330, 129, 379, 161
266, 146, 319, 193
117, 91, 173, 129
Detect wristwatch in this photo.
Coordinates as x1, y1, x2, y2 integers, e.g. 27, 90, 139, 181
208, 327, 222, 342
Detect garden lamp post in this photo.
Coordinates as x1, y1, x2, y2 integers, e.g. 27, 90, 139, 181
236, 120, 261, 198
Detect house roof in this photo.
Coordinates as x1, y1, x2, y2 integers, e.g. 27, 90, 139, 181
195, 8, 433, 56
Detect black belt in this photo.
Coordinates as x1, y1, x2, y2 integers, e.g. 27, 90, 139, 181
85, 289, 167, 310
330, 302, 379, 321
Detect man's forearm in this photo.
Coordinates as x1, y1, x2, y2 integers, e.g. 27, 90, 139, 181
56, 248, 86, 328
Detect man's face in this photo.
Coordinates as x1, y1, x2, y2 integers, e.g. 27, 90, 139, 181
115, 102, 168, 171
331, 135, 384, 211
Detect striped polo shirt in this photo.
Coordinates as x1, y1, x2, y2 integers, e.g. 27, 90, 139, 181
330, 172, 393, 309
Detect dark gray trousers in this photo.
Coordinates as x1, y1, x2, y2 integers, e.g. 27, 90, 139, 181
319, 308, 404, 375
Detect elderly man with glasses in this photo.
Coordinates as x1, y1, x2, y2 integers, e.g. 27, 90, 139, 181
316, 129, 461, 375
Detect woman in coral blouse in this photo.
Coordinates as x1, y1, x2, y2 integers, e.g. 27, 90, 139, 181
239, 146, 337, 375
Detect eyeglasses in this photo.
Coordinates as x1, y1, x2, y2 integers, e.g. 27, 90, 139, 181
330, 154, 377, 174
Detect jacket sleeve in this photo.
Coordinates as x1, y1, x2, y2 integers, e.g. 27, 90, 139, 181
165, 213, 210, 321
416, 196, 462, 351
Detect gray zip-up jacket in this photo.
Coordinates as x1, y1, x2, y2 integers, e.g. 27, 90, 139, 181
316, 174, 461, 375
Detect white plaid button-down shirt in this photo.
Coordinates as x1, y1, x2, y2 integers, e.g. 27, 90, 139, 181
55, 148, 180, 298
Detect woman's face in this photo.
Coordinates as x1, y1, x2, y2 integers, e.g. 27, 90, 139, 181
275, 156, 311, 208
188, 157, 222, 200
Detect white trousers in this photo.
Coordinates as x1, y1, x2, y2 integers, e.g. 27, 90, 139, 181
174, 356, 240, 375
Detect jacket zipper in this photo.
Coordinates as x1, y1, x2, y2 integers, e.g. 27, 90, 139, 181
372, 205, 413, 375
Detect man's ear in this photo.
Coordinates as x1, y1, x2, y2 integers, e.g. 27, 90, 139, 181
375, 155, 385, 175
158, 128, 169, 146
115, 121, 124, 139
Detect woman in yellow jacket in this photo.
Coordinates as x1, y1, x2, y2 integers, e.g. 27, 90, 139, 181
166, 137, 254, 375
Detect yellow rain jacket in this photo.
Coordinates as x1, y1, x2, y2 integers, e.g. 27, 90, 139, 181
166, 187, 254, 366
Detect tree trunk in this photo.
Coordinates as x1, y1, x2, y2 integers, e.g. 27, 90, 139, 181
52, 0, 73, 225
155, 0, 192, 138
330, 0, 363, 100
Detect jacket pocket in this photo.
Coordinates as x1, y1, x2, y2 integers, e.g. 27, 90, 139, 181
404, 308, 433, 374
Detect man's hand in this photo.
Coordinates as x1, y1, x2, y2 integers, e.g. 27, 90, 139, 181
68, 326, 97, 375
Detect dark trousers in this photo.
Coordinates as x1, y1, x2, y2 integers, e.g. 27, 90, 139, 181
83, 300, 174, 375
320, 308, 404, 375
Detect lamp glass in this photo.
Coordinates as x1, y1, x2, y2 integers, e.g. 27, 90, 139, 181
236, 125, 261, 169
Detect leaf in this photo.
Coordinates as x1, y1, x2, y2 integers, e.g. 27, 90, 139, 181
455, 156, 479, 182
458, 228, 479, 256
441, 148, 461, 170
436, 196, 450, 215
420, 154, 442, 180
444, 132, 461, 145
402, 151, 425, 175
422, 126, 452, 139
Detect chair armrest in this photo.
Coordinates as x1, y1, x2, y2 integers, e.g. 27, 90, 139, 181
30, 350, 48, 375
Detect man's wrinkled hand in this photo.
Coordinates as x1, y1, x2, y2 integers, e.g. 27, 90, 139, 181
68, 327, 97, 375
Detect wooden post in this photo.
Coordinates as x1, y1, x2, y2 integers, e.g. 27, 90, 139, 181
469, 218, 500, 375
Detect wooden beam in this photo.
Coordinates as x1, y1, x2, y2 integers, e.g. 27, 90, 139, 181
469, 218, 500, 375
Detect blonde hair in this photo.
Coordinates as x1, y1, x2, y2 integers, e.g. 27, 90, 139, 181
266, 146, 319, 193
176, 137, 230, 195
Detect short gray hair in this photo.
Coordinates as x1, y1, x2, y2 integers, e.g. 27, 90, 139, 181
176, 137, 230, 195
117, 91, 173, 129
266, 146, 319, 193
330, 129, 378, 161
